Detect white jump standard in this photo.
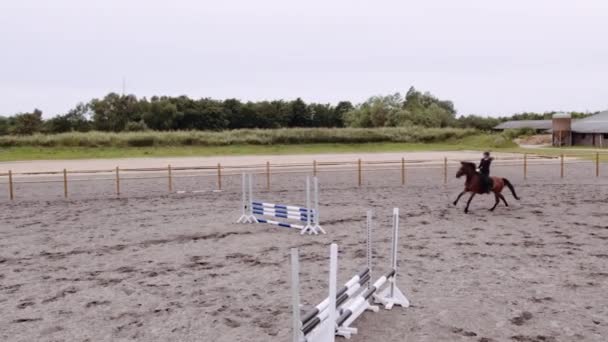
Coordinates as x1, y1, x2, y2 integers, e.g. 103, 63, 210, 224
291, 208, 410, 342
237, 173, 324, 235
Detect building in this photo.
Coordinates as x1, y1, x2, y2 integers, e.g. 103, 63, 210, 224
493, 120, 553, 132
552, 113, 572, 146
494, 111, 608, 147
569, 111, 608, 147
550, 111, 608, 147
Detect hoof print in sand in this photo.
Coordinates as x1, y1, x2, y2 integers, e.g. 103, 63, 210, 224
17, 301, 35, 309
12, 318, 43, 323
224, 317, 241, 328
511, 335, 556, 342
451, 327, 477, 337
510, 311, 533, 326
85, 300, 111, 308
42, 286, 79, 304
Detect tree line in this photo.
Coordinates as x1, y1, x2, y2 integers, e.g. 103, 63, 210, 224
0, 87, 594, 136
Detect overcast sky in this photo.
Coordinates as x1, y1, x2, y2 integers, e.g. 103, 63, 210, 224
1, 0, 607, 118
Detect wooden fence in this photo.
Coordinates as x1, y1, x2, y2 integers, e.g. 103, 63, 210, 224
0, 152, 606, 200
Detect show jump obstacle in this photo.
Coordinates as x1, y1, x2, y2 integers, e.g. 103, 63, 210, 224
291, 208, 409, 341
237, 174, 324, 235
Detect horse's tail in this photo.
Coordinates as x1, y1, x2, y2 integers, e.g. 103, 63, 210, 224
503, 178, 520, 200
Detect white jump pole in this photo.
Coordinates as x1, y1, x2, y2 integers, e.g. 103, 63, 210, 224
291, 248, 302, 342
367, 209, 373, 289
292, 209, 410, 341
301, 176, 325, 235
241, 173, 246, 215
314, 177, 325, 234
237, 173, 257, 223
327, 244, 337, 342
298, 244, 338, 342
373, 207, 410, 309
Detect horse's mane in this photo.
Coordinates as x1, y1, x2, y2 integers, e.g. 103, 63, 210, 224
460, 161, 476, 169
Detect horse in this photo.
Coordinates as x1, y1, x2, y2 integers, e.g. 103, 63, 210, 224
453, 161, 520, 213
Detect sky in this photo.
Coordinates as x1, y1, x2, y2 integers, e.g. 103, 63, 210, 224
1, 0, 607, 118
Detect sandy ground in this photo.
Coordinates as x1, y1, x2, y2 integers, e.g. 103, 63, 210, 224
1, 161, 607, 342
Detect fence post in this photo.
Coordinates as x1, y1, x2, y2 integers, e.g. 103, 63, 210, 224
443, 157, 448, 185
524, 153, 528, 180
596, 153, 600, 177
313, 160, 317, 177
560, 154, 564, 178
168, 165, 173, 193
116, 166, 121, 196
8, 170, 14, 201
401, 157, 405, 185
217, 163, 222, 191
63, 169, 68, 198
358, 159, 362, 187
266, 161, 270, 190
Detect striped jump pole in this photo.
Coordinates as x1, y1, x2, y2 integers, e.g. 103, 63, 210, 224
293, 213, 373, 341
293, 244, 338, 342
292, 208, 409, 342
238, 173, 324, 235
336, 207, 410, 339
300, 213, 370, 335
300, 268, 370, 336
291, 209, 409, 341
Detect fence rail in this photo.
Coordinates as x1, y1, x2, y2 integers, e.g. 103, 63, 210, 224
1, 152, 606, 201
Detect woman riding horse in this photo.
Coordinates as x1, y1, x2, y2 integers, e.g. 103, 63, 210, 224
453, 157, 519, 213
478, 151, 493, 193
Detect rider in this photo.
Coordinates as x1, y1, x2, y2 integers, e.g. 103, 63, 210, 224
478, 151, 493, 193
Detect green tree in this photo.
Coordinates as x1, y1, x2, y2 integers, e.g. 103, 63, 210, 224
333, 101, 353, 127
309, 103, 335, 127
224, 99, 256, 129
0, 116, 9, 136
288, 98, 310, 127
44, 115, 72, 133
11, 109, 43, 135
176, 98, 228, 130
44, 103, 92, 133
345, 94, 408, 128
403, 87, 456, 127
91, 93, 141, 132
255, 101, 291, 128
142, 98, 180, 130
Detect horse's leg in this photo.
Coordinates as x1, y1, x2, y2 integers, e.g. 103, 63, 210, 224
490, 193, 500, 211
499, 193, 509, 207
464, 193, 476, 214
453, 191, 467, 206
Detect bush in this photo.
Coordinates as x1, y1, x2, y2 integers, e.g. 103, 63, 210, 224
502, 128, 537, 140
126, 135, 156, 147
0, 127, 481, 148
125, 121, 149, 132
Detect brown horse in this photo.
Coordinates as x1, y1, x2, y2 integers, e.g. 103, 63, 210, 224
453, 161, 520, 213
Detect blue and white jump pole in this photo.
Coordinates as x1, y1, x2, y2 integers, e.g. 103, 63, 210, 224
237, 173, 324, 235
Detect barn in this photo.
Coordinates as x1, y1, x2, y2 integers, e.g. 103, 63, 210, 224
552, 111, 608, 147
493, 120, 552, 132
494, 111, 608, 148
